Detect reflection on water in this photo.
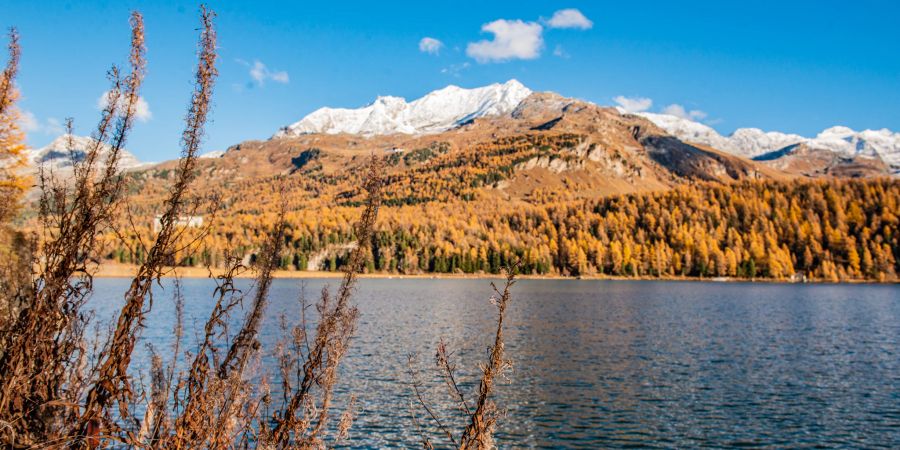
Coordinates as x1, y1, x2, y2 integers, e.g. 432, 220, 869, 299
90, 278, 900, 448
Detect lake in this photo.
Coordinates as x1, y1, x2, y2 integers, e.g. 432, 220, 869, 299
90, 278, 900, 448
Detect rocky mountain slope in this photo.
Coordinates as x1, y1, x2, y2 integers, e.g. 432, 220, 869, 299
131, 88, 781, 217
268, 79, 897, 178
69, 81, 898, 279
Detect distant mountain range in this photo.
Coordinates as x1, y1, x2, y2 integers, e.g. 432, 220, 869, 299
266, 79, 898, 176
636, 112, 900, 174
23, 135, 227, 173
25, 80, 899, 179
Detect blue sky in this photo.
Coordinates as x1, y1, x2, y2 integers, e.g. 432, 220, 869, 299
3, 0, 899, 161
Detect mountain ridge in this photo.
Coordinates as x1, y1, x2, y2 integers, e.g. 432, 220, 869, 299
635, 111, 900, 174
25, 81, 899, 178
269, 79, 898, 176
273, 79, 532, 138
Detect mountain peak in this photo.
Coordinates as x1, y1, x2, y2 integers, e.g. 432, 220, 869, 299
27, 134, 145, 171
817, 126, 856, 138
43, 134, 96, 151
273, 80, 533, 138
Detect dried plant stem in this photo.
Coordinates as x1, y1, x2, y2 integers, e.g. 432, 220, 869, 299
168, 256, 244, 449
218, 193, 287, 380
269, 154, 383, 446
408, 354, 457, 447
0, 27, 20, 117
458, 269, 516, 450
206, 194, 287, 444
73, 8, 217, 446
411, 265, 518, 450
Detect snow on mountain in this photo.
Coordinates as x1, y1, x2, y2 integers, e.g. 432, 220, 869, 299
274, 79, 532, 138
635, 112, 735, 152
636, 112, 900, 170
726, 128, 806, 158
27, 134, 145, 172
199, 150, 225, 159
809, 127, 900, 166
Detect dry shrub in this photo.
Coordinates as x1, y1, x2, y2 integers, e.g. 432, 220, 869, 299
0, 7, 390, 446
0, 5, 226, 448
73, 8, 218, 444
410, 266, 518, 450
263, 154, 383, 448
0, 4, 517, 448
0, 12, 147, 446
133, 156, 382, 449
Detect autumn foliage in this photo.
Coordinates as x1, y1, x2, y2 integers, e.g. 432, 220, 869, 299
109, 173, 898, 282
0, 27, 27, 211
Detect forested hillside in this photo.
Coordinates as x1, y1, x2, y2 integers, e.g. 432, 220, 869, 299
105, 177, 899, 282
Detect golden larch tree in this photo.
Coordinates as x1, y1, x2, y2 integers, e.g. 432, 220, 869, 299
0, 28, 28, 222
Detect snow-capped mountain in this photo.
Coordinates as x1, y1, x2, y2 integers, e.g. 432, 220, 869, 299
636, 112, 900, 170
274, 79, 532, 138
273, 78, 898, 172
636, 112, 806, 158
807, 127, 900, 167
27, 134, 145, 172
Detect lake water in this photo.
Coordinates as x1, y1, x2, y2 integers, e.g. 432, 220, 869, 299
90, 278, 900, 448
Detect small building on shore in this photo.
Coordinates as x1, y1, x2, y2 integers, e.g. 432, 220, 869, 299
152, 215, 204, 233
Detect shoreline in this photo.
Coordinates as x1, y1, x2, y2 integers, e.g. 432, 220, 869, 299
94, 263, 896, 284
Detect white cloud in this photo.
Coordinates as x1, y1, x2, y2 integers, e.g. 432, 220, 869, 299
96, 90, 152, 122
546, 9, 593, 30
552, 44, 570, 58
662, 104, 707, 121
613, 95, 653, 113
20, 110, 66, 135
466, 19, 544, 63
611, 96, 714, 123
239, 59, 290, 86
19, 110, 39, 132
440, 62, 471, 77
44, 117, 65, 135
419, 37, 444, 55
270, 70, 290, 84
